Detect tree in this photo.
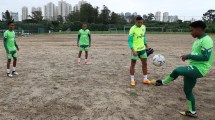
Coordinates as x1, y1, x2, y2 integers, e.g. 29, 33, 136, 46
3, 10, 14, 22
99, 5, 111, 24
147, 13, 154, 21
80, 3, 95, 23
29, 11, 43, 23
57, 15, 64, 23
203, 9, 215, 23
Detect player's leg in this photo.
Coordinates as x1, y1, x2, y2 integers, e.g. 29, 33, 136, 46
179, 76, 198, 117
139, 51, 150, 84
84, 46, 89, 64
130, 51, 138, 86
12, 52, 18, 75
77, 47, 83, 65
6, 53, 13, 77
155, 66, 202, 86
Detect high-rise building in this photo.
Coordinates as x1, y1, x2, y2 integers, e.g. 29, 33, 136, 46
163, 12, 169, 22
22, 6, 28, 20
132, 12, 138, 16
125, 12, 131, 17
168, 15, 178, 22
2, 12, 19, 21
58, 0, 72, 20
73, 4, 79, 12
155, 11, 161, 21
32, 7, 42, 12
191, 18, 196, 22
125, 12, 132, 23
44, 2, 57, 21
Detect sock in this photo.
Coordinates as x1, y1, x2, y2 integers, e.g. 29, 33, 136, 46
130, 75, 134, 81
191, 111, 196, 114
13, 67, 16, 72
143, 75, 148, 80
162, 75, 174, 84
78, 58, 81, 62
7, 69, 10, 74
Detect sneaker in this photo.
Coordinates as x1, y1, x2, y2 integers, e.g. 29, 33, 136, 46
12, 71, 19, 75
7, 73, 13, 77
130, 81, 136, 86
84, 61, 88, 65
180, 111, 197, 118
143, 79, 151, 84
155, 80, 163, 86
77, 62, 81, 65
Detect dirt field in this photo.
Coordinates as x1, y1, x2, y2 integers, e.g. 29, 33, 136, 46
0, 34, 214, 120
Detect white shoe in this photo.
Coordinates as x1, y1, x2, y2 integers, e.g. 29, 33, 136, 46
7, 73, 13, 77
12, 71, 19, 75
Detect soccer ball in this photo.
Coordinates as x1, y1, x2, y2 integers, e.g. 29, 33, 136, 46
152, 54, 165, 67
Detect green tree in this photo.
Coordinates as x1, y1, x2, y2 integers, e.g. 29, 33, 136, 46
29, 11, 43, 23
80, 3, 95, 23
203, 9, 215, 23
3, 10, 14, 22
99, 5, 111, 24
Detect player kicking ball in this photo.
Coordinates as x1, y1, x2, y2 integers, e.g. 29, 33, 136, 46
154, 21, 214, 117
77, 24, 91, 65
3, 21, 19, 77
128, 16, 154, 86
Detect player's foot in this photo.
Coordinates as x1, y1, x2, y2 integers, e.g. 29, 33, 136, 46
179, 111, 197, 118
7, 73, 13, 77
12, 71, 19, 75
130, 81, 136, 86
84, 61, 88, 65
143, 79, 151, 84
77, 62, 81, 65
155, 80, 163, 86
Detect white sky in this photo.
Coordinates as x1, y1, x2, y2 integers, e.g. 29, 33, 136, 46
0, 0, 214, 21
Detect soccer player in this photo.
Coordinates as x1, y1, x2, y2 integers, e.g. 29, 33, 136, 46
3, 21, 19, 77
154, 21, 214, 117
128, 16, 154, 86
77, 24, 91, 65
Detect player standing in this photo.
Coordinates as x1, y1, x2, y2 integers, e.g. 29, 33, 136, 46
77, 24, 91, 65
3, 21, 19, 77
128, 16, 154, 86
154, 21, 214, 117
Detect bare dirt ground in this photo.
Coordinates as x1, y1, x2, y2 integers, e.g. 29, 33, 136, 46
0, 34, 214, 120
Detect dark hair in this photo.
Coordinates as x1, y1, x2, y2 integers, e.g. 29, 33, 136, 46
190, 21, 206, 30
7, 21, 14, 26
136, 16, 143, 20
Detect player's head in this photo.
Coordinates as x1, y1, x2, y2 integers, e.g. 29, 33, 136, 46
136, 16, 143, 27
82, 24, 87, 30
190, 21, 206, 38
8, 21, 15, 31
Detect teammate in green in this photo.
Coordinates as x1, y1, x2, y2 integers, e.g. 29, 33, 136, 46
3, 21, 19, 77
77, 24, 91, 65
154, 21, 214, 117
128, 16, 154, 86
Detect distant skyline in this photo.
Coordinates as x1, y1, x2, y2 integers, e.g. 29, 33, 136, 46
0, 0, 214, 21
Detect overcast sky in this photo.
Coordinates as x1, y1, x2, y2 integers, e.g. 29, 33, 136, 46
0, 0, 214, 21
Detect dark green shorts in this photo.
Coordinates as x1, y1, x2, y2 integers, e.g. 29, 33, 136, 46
131, 50, 147, 60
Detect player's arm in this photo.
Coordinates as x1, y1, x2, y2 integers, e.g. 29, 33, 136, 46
88, 34, 91, 47
14, 40, 19, 51
77, 33, 80, 47
185, 47, 212, 61
3, 37, 9, 53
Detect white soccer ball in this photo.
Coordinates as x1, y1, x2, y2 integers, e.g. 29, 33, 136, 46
152, 54, 165, 67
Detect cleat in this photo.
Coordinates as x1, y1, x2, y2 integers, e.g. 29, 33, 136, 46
7, 73, 13, 77
179, 111, 197, 118
84, 61, 88, 65
130, 81, 136, 86
12, 71, 18, 75
150, 80, 156, 85
77, 62, 81, 65
155, 80, 163, 86
143, 79, 151, 84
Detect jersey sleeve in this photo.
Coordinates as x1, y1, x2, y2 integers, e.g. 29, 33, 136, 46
128, 27, 135, 49
201, 38, 213, 50
3, 31, 8, 38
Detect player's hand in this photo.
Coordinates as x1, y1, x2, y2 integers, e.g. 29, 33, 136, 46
132, 50, 137, 56
181, 55, 187, 62
146, 48, 154, 56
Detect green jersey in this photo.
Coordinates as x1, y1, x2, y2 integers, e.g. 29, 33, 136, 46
78, 29, 91, 45
188, 34, 214, 76
128, 25, 147, 51
4, 30, 16, 51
